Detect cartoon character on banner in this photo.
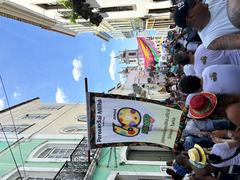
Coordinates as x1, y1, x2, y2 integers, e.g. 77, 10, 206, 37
112, 107, 155, 137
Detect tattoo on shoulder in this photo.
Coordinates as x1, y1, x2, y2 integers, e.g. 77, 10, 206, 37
208, 32, 240, 50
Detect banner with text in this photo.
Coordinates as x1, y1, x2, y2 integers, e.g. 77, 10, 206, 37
87, 93, 183, 149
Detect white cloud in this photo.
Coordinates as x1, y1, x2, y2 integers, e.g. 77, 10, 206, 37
55, 87, 67, 103
72, 57, 82, 82
109, 51, 117, 81
101, 43, 106, 52
13, 92, 21, 99
0, 98, 4, 110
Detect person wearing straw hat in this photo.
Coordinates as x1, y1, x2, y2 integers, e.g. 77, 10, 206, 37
187, 93, 240, 142
187, 143, 240, 179
187, 142, 240, 175
187, 92, 234, 121
188, 144, 207, 168
188, 92, 217, 119
173, 153, 226, 179
187, 94, 240, 119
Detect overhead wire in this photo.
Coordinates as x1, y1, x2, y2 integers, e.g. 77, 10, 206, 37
0, 75, 26, 179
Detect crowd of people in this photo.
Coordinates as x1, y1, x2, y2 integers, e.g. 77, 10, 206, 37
160, 0, 240, 179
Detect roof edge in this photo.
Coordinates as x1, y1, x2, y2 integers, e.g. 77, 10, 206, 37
0, 97, 40, 114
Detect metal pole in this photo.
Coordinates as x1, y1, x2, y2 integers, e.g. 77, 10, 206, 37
85, 78, 91, 163
114, 147, 118, 168
107, 147, 113, 168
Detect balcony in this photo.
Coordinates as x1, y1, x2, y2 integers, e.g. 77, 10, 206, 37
54, 137, 100, 180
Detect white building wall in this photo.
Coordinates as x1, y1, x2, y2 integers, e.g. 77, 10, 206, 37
0, 98, 86, 140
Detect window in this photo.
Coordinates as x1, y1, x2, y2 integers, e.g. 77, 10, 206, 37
76, 115, 87, 122
15, 177, 52, 180
20, 114, 50, 120
99, 6, 134, 13
127, 148, 174, 161
28, 141, 78, 162
120, 146, 174, 165
62, 126, 87, 134
39, 105, 64, 110
149, 8, 171, 14
0, 124, 33, 134
126, 146, 174, 161
129, 60, 137, 63
128, 52, 137, 56
38, 147, 74, 159
122, 31, 134, 38
37, 3, 64, 10
108, 171, 170, 180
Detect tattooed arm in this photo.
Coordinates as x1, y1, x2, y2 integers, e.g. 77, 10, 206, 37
208, 32, 240, 50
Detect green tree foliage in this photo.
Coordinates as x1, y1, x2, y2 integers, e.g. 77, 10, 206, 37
57, 0, 78, 24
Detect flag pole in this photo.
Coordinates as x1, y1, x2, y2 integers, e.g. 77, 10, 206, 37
85, 78, 91, 163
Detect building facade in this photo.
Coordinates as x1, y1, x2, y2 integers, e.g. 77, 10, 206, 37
0, 0, 173, 40
0, 97, 88, 179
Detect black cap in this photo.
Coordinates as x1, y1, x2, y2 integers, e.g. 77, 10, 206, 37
173, 0, 194, 28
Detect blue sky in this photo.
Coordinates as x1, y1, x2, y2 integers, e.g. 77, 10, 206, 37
0, 16, 137, 109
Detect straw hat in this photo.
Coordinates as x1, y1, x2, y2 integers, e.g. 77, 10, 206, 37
188, 144, 206, 166
189, 92, 217, 119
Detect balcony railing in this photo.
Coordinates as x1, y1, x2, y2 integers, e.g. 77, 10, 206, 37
54, 137, 99, 180
54, 161, 89, 180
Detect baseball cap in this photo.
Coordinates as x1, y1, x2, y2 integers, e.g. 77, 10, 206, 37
173, 0, 195, 28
